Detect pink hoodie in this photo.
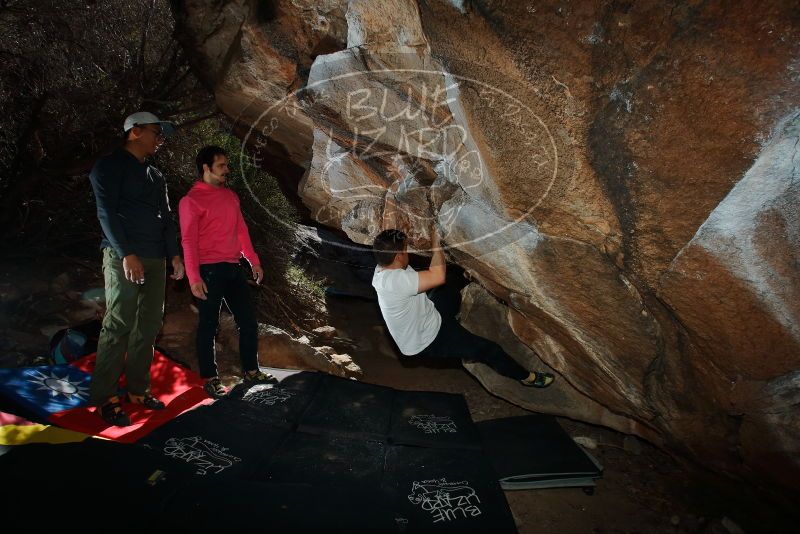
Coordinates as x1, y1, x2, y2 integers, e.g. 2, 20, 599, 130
178, 181, 260, 285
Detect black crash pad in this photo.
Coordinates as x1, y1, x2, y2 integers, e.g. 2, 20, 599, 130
298, 374, 396, 440
268, 368, 325, 391
0, 439, 178, 523
383, 445, 517, 533
476, 414, 602, 489
252, 430, 386, 488
389, 390, 481, 450
225, 371, 322, 429
139, 400, 288, 479
162, 479, 395, 532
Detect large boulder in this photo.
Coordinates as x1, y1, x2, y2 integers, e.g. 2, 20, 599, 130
658, 112, 800, 490
172, 0, 800, 495
218, 318, 363, 378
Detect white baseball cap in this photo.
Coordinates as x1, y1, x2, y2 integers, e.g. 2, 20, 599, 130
123, 111, 176, 137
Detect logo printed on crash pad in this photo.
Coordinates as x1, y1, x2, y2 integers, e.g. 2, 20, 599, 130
408, 478, 482, 523
408, 414, 458, 434
243, 385, 295, 406
162, 436, 242, 475
27, 369, 90, 401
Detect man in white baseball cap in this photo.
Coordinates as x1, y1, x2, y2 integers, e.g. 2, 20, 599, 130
87, 111, 184, 426
123, 111, 176, 138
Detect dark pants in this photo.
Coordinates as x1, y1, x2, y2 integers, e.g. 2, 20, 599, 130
196, 262, 259, 379
416, 272, 529, 381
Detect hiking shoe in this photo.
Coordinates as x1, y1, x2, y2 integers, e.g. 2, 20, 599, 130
204, 377, 228, 398
98, 396, 132, 427
243, 369, 275, 383
520, 371, 555, 388
126, 392, 165, 410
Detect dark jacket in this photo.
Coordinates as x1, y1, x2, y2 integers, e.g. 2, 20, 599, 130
89, 148, 179, 259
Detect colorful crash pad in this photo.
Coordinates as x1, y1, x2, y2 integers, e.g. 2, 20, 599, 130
49, 351, 211, 442
0, 411, 87, 446
0, 351, 211, 443
0, 363, 92, 420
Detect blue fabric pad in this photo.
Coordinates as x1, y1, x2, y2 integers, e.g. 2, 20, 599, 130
0, 364, 91, 420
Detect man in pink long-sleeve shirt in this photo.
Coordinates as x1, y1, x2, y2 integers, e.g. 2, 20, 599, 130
178, 146, 273, 397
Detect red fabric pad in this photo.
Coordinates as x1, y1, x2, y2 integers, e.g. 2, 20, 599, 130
49, 351, 212, 443
0, 411, 36, 426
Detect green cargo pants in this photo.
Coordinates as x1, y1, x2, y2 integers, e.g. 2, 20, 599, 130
90, 247, 166, 405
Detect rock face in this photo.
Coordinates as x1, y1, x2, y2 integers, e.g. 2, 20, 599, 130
218, 317, 363, 378
172, 0, 800, 494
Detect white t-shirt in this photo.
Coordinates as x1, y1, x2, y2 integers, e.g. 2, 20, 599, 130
372, 265, 441, 355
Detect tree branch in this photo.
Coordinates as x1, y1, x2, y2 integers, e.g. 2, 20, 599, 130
138, 0, 157, 91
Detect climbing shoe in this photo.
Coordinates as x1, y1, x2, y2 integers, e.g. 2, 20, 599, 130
98, 396, 132, 427
243, 369, 275, 384
126, 392, 165, 410
204, 377, 228, 398
521, 371, 555, 388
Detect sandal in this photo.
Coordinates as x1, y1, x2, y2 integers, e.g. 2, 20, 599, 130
204, 377, 228, 398
98, 396, 132, 427
521, 371, 555, 388
243, 369, 275, 384
126, 392, 165, 410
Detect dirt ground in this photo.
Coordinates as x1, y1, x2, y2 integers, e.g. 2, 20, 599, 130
1, 257, 794, 533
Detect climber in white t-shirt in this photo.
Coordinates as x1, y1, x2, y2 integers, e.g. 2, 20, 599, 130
371, 227, 555, 388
